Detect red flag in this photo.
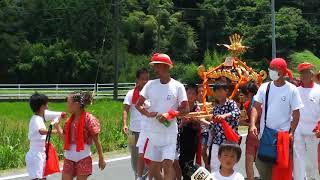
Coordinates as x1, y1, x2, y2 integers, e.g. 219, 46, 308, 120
43, 142, 60, 177
220, 120, 240, 143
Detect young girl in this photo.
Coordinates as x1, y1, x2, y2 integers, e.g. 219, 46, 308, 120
209, 82, 240, 172
55, 91, 106, 180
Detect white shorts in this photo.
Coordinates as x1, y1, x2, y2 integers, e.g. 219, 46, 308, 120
137, 133, 148, 154
26, 150, 46, 179
144, 141, 176, 162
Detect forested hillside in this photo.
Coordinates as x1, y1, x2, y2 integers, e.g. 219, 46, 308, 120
1, 0, 319, 84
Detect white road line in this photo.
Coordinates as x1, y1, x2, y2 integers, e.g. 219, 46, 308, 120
0, 134, 248, 180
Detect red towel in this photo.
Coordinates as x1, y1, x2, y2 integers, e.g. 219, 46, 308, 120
220, 119, 240, 143
272, 131, 292, 180
132, 87, 140, 104
167, 109, 179, 120
64, 112, 86, 152
43, 142, 60, 176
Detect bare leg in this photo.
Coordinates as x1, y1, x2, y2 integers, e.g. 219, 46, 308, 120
76, 175, 88, 180
62, 172, 73, 180
246, 154, 255, 180
149, 161, 163, 180
173, 160, 182, 180
137, 153, 146, 178
163, 159, 174, 180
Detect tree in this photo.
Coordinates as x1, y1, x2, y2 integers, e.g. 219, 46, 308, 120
11, 40, 97, 83
0, 0, 26, 83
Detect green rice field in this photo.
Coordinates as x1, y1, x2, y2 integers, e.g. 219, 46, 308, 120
0, 100, 126, 170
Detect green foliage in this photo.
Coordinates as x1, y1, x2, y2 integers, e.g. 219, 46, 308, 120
1, 0, 320, 84
0, 100, 126, 170
118, 51, 150, 82
289, 50, 320, 77
172, 62, 201, 84
203, 50, 225, 69
10, 40, 97, 83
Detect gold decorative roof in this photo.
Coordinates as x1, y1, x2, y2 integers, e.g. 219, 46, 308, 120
198, 34, 267, 112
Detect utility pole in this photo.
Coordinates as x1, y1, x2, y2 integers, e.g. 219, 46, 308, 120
271, 0, 276, 59
157, 6, 161, 52
113, 0, 119, 100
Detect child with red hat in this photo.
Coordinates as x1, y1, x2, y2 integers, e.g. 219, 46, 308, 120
293, 62, 320, 180
135, 53, 189, 180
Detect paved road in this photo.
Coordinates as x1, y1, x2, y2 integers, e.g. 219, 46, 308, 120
1, 135, 258, 180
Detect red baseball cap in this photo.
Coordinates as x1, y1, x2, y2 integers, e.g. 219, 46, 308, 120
297, 62, 314, 72
150, 53, 173, 68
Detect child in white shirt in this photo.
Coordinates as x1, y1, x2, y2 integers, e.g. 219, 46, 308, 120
26, 93, 57, 180
212, 141, 245, 180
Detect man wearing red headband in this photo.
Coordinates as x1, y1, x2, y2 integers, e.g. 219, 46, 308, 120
293, 62, 320, 180
250, 58, 303, 180
135, 53, 189, 180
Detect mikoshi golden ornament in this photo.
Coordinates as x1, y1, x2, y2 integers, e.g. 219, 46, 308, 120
191, 34, 267, 118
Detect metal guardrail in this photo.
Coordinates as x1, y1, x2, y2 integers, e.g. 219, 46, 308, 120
0, 83, 136, 100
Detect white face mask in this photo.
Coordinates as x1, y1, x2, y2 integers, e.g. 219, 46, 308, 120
269, 69, 279, 81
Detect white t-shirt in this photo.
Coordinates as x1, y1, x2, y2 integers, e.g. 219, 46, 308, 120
140, 78, 188, 146
296, 83, 320, 135
254, 81, 303, 137
123, 89, 150, 132
28, 115, 46, 150
212, 171, 245, 180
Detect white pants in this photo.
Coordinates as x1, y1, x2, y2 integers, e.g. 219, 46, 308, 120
210, 144, 220, 173
293, 134, 320, 180
26, 149, 46, 179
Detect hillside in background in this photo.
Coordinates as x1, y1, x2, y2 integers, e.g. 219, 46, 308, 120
1, 0, 320, 84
